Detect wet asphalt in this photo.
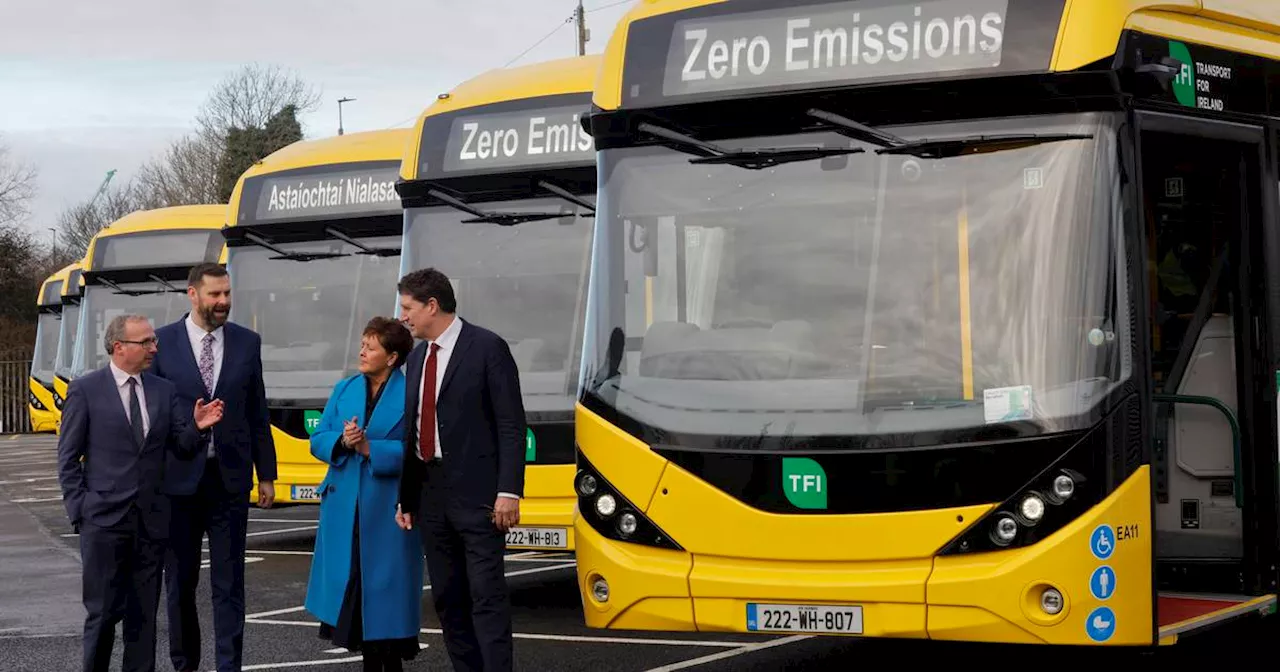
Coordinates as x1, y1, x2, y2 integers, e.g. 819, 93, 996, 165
0, 433, 1271, 671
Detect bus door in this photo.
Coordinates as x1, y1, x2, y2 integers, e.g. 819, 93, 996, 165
1135, 111, 1279, 642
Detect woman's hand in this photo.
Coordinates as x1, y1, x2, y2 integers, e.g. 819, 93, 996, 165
342, 418, 369, 457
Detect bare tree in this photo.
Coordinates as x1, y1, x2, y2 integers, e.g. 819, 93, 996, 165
0, 138, 37, 228
134, 64, 321, 208
56, 181, 143, 259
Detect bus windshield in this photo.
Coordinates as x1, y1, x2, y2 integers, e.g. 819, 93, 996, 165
229, 235, 402, 403
403, 196, 595, 415
581, 112, 1128, 449
72, 283, 190, 377
30, 312, 60, 385
55, 303, 80, 380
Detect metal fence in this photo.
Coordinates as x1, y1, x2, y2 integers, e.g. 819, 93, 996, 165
0, 354, 32, 434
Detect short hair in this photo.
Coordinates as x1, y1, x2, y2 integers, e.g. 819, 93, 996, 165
103, 314, 149, 355
362, 316, 414, 368
188, 263, 228, 288
397, 268, 457, 313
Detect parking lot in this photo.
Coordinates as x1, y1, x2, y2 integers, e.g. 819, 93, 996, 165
0, 434, 1268, 670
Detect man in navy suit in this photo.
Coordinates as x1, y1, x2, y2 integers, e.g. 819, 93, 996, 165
58, 314, 224, 672
150, 263, 277, 672
395, 267, 527, 672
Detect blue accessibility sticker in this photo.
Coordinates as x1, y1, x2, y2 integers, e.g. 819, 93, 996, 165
1090, 565, 1116, 601
1085, 606, 1116, 642
1090, 524, 1115, 560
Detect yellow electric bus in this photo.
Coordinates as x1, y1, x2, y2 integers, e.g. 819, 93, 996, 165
70, 205, 227, 380
572, 0, 1280, 647
29, 262, 76, 433
396, 55, 600, 551
51, 261, 86, 429
223, 129, 409, 504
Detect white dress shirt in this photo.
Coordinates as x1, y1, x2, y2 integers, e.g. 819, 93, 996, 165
109, 361, 150, 438
417, 316, 518, 501
185, 315, 224, 457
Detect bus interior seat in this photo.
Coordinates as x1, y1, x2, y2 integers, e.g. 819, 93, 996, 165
638, 320, 819, 380
1155, 313, 1243, 559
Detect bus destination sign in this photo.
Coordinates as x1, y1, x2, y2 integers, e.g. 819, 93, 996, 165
431, 103, 595, 176
243, 162, 402, 225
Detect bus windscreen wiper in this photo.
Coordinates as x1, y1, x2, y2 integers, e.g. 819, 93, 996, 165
639, 121, 864, 170
806, 108, 1092, 159
535, 179, 595, 213
428, 188, 589, 226
99, 278, 183, 296
324, 227, 400, 257
244, 232, 350, 262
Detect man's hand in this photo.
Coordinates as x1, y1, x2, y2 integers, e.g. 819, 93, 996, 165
492, 496, 520, 532
396, 503, 414, 531
193, 399, 225, 431
258, 480, 275, 509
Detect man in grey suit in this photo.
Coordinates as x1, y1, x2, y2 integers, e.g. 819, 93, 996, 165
58, 314, 225, 672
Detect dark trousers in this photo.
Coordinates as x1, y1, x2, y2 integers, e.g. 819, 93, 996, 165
165, 458, 249, 672
418, 462, 513, 672
80, 506, 164, 672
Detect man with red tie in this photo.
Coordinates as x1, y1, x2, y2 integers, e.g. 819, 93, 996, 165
394, 268, 526, 672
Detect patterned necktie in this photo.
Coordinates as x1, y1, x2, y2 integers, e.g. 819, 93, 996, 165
418, 343, 440, 461
127, 377, 144, 447
199, 332, 215, 398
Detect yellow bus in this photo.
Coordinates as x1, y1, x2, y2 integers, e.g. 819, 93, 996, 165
70, 206, 227, 380
572, 0, 1279, 647
51, 261, 86, 429
397, 55, 600, 551
29, 262, 76, 433
223, 129, 410, 504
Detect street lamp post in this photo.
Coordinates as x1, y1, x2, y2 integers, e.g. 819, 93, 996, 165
338, 97, 355, 136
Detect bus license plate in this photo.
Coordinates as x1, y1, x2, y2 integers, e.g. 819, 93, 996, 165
747, 603, 863, 634
505, 527, 567, 549
291, 485, 320, 502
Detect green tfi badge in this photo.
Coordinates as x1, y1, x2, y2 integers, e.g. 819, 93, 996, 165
525, 427, 536, 462
1169, 40, 1196, 108
782, 457, 827, 510
303, 410, 322, 436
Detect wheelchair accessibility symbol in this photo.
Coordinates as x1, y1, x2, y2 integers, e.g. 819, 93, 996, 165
1090, 524, 1115, 560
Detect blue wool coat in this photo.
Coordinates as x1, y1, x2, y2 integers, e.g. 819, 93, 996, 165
304, 370, 423, 640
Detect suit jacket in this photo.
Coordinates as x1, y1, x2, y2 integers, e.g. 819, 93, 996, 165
150, 316, 276, 495
398, 320, 527, 512
57, 366, 205, 539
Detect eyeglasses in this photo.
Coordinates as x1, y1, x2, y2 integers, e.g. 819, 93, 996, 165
120, 338, 158, 348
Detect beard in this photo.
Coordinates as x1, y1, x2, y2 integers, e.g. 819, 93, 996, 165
202, 304, 230, 328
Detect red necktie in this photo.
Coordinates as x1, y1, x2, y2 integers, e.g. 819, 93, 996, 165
418, 343, 440, 461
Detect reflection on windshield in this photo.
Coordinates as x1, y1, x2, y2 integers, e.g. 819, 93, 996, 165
72, 284, 190, 377
404, 197, 595, 414
229, 235, 402, 402
581, 112, 1127, 446
30, 312, 60, 384
55, 304, 80, 380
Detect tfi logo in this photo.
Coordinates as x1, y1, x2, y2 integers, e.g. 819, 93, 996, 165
782, 457, 828, 510
1169, 40, 1196, 108
304, 410, 322, 436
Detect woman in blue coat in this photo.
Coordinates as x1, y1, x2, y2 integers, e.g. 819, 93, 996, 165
305, 317, 423, 672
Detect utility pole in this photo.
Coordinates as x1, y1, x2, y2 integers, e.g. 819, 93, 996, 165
575, 0, 588, 56
338, 97, 355, 136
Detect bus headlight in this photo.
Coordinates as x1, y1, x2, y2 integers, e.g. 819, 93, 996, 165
991, 515, 1018, 546
1040, 587, 1064, 615
1018, 493, 1046, 524
595, 493, 617, 518
1051, 474, 1075, 501
591, 576, 610, 603
29, 392, 46, 411
575, 449, 682, 551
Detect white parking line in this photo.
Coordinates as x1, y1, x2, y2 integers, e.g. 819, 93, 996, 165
247, 518, 319, 524
246, 562, 577, 621
643, 635, 812, 671
12, 496, 61, 503
251, 619, 746, 649
0, 476, 58, 485
234, 655, 364, 670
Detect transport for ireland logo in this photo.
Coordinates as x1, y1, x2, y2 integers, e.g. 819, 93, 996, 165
1169, 40, 1195, 108
783, 457, 828, 510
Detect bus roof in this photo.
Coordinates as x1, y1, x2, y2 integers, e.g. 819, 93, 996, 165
37, 261, 77, 306
594, 0, 1280, 111
84, 204, 228, 273
400, 54, 601, 182
226, 128, 411, 229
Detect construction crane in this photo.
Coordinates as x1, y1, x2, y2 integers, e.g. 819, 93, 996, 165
88, 169, 116, 211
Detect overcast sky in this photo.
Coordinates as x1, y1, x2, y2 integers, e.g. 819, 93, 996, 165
0, 0, 637, 243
